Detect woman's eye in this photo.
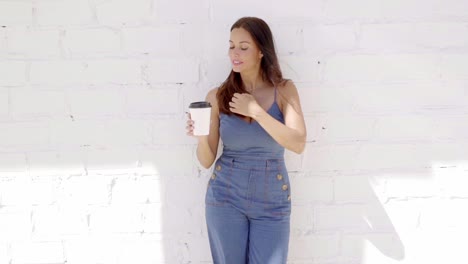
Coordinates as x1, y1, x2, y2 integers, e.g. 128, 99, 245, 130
229, 47, 248, 50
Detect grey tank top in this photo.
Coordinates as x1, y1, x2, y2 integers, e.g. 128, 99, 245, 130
219, 87, 285, 159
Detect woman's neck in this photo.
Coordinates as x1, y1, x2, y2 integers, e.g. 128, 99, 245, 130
240, 69, 263, 93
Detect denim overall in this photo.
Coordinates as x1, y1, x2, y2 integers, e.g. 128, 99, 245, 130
205, 87, 291, 264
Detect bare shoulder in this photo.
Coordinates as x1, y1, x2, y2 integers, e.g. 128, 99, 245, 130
205, 87, 220, 114
205, 87, 219, 104
279, 79, 299, 98
277, 79, 301, 110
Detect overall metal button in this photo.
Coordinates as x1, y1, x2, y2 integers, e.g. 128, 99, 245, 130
282, 184, 288, 191
211, 173, 216, 180
287, 195, 291, 201
215, 165, 221, 171
277, 174, 283, 180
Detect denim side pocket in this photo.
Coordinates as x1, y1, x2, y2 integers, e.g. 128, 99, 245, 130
264, 166, 291, 215
205, 160, 231, 207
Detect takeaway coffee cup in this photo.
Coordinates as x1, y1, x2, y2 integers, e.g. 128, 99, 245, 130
189, 101, 212, 136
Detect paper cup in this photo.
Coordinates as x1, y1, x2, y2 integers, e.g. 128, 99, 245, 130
189, 101, 212, 136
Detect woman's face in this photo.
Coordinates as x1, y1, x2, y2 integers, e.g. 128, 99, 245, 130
228, 27, 263, 73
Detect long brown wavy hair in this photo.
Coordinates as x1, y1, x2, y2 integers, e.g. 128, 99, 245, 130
217, 17, 287, 116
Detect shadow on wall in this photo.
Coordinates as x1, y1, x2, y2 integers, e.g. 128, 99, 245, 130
289, 171, 405, 264
286, 140, 414, 264
138, 143, 210, 263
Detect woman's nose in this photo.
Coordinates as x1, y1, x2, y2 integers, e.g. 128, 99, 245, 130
229, 48, 240, 56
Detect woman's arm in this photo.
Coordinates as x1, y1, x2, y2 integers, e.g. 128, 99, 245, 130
230, 81, 307, 154
187, 88, 220, 168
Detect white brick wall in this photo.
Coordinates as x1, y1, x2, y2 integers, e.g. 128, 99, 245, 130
0, 1, 467, 263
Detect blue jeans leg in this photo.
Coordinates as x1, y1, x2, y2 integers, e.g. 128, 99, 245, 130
206, 205, 249, 264
248, 216, 290, 264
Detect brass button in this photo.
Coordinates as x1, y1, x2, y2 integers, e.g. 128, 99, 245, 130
215, 165, 221, 171
287, 195, 291, 201
282, 184, 288, 191
277, 174, 283, 180
211, 173, 216, 180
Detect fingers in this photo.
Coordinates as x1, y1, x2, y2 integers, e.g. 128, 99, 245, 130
186, 118, 195, 136
229, 101, 239, 114
233, 92, 250, 98
231, 93, 251, 104
232, 93, 247, 99
185, 112, 194, 136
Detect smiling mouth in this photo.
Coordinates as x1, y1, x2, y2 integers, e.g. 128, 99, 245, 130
232, 60, 243, 66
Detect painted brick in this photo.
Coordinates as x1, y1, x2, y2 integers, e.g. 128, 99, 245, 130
302, 144, 361, 173
334, 175, 379, 202
125, 86, 180, 115
0, 2, 32, 26
27, 151, 86, 176
146, 58, 199, 83
139, 147, 194, 177
297, 84, 354, 114
115, 236, 167, 264
315, 203, 397, 232
354, 143, 433, 171
63, 234, 122, 264
84, 149, 140, 173
6, 28, 61, 57
10, 241, 65, 264
373, 115, 437, 142
0, 152, 27, 175
304, 24, 357, 55
347, 81, 468, 112
111, 176, 162, 204
36, 0, 94, 26
360, 23, 468, 52
288, 233, 340, 259
0, 122, 49, 148
156, 0, 212, 24
83, 59, 142, 84
95, 0, 153, 26
68, 88, 126, 117
271, 0, 325, 21
308, 113, 376, 142
29, 60, 85, 85
10, 89, 67, 118
293, 175, 334, 204
281, 56, 321, 83
0, 61, 27, 86
0, 207, 31, 241
382, 0, 468, 20
441, 54, 468, 80
324, 54, 440, 83
122, 26, 181, 55
57, 176, 112, 206
64, 28, 121, 55
89, 204, 144, 233
323, 0, 383, 22
342, 233, 405, 261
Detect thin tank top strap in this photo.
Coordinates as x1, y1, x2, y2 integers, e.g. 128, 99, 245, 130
274, 86, 277, 102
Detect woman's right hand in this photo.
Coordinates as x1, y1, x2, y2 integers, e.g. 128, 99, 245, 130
186, 112, 195, 137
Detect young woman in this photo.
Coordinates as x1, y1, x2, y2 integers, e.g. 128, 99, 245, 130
186, 17, 306, 264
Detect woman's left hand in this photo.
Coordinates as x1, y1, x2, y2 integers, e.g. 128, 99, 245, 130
229, 93, 262, 118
